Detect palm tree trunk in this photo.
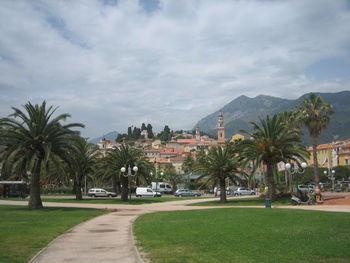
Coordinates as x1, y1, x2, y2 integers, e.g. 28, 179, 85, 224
116, 182, 121, 195
219, 177, 227, 203
72, 180, 77, 194
121, 176, 129, 201
312, 136, 320, 187
28, 161, 43, 209
266, 164, 277, 200
75, 180, 83, 200
112, 173, 118, 194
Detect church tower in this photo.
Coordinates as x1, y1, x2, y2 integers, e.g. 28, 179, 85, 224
195, 127, 200, 141
217, 110, 225, 143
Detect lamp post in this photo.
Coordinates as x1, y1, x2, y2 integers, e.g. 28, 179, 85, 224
120, 165, 138, 200
324, 169, 335, 192
285, 162, 307, 192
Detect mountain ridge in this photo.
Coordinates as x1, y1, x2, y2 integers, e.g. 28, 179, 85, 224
88, 131, 119, 144
194, 90, 350, 145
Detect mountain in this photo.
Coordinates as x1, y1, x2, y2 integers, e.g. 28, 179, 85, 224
194, 91, 350, 145
88, 131, 119, 144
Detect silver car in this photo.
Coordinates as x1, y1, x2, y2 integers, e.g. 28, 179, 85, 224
88, 188, 117, 197
174, 189, 201, 197
233, 187, 255, 196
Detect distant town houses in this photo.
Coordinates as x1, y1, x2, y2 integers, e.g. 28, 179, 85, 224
307, 139, 350, 168
95, 112, 229, 172
95, 112, 350, 176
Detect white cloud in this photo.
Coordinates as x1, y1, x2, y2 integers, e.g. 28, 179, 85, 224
0, 0, 349, 137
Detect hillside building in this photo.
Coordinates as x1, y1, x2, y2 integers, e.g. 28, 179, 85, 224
307, 139, 350, 168
230, 134, 245, 142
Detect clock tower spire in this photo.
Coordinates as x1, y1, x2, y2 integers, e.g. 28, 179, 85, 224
217, 110, 225, 143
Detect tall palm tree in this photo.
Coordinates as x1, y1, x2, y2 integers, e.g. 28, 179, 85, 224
65, 136, 99, 200
104, 145, 144, 201
0, 101, 84, 209
296, 93, 334, 186
240, 114, 309, 200
195, 142, 241, 203
99, 156, 122, 195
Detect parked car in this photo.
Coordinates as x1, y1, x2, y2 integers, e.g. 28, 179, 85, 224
151, 182, 172, 193
88, 188, 117, 197
135, 187, 161, 197
233, 187, 255, 196
174, 189, 202, 197
308, 185, 314, 193
297, 185, 314, 193
214, 187, 233, 196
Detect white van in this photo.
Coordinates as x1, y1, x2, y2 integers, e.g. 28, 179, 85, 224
135, 187, 162, 197
151, 182, 172, 193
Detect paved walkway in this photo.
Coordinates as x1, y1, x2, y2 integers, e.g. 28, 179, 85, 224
1, 198, 349, 263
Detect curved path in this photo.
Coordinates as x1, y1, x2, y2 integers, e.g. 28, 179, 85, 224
0, 198, 349, 263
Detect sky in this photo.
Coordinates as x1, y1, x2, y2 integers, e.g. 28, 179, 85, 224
0, 0, 350, 139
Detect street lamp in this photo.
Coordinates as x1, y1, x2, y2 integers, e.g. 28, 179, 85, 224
285, 162, 307, 192
324, 169, 335, 192
120, 165, 138, 200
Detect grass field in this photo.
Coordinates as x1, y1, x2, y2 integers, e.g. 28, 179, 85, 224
1, 196, 206, 204
190, 196, 291, 206
0, 205, 106, 263
134, 208, 350, 263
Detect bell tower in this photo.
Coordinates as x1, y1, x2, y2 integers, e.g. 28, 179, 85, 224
195, 127, 201, 141
217, 110, 225, 143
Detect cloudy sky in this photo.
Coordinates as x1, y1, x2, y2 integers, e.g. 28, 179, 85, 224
1, 0, 350, 138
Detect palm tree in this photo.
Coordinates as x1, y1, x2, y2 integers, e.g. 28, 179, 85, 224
240, 114, 309, 200
104, 145, 144, 201
195, 142, 241, 203
100, 156, 122, 195
0, 101, 84, 209
296, 93, 334, 186
65, 136, 99, 200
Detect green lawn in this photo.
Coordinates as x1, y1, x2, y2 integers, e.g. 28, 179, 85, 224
190, 196, 291, 206
134, 208, 350, 263
1, 196, 206, 205
0, 205, 107, 263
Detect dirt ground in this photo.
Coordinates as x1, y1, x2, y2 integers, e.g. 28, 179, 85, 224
322, 192, 350, 205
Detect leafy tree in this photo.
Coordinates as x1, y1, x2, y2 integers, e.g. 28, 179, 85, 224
241, 160, 259, 190
195, 142, 241, 203
333, 166, 350, 181
116, 133, 127, 143
163, 164, 182, 193
141, 123, 147, 131
147, 124, 154, 139
239, 114, 309, 200
132, 127, 141, 140
182, 154, 195, 173
296, 93, 334, 186
158, 125, 172, 141
0, 101, 83, 209
133, 158, 153, 186
127, 126, 132, 137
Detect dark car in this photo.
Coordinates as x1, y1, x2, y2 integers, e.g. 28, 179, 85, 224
174, 189, 202, 197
